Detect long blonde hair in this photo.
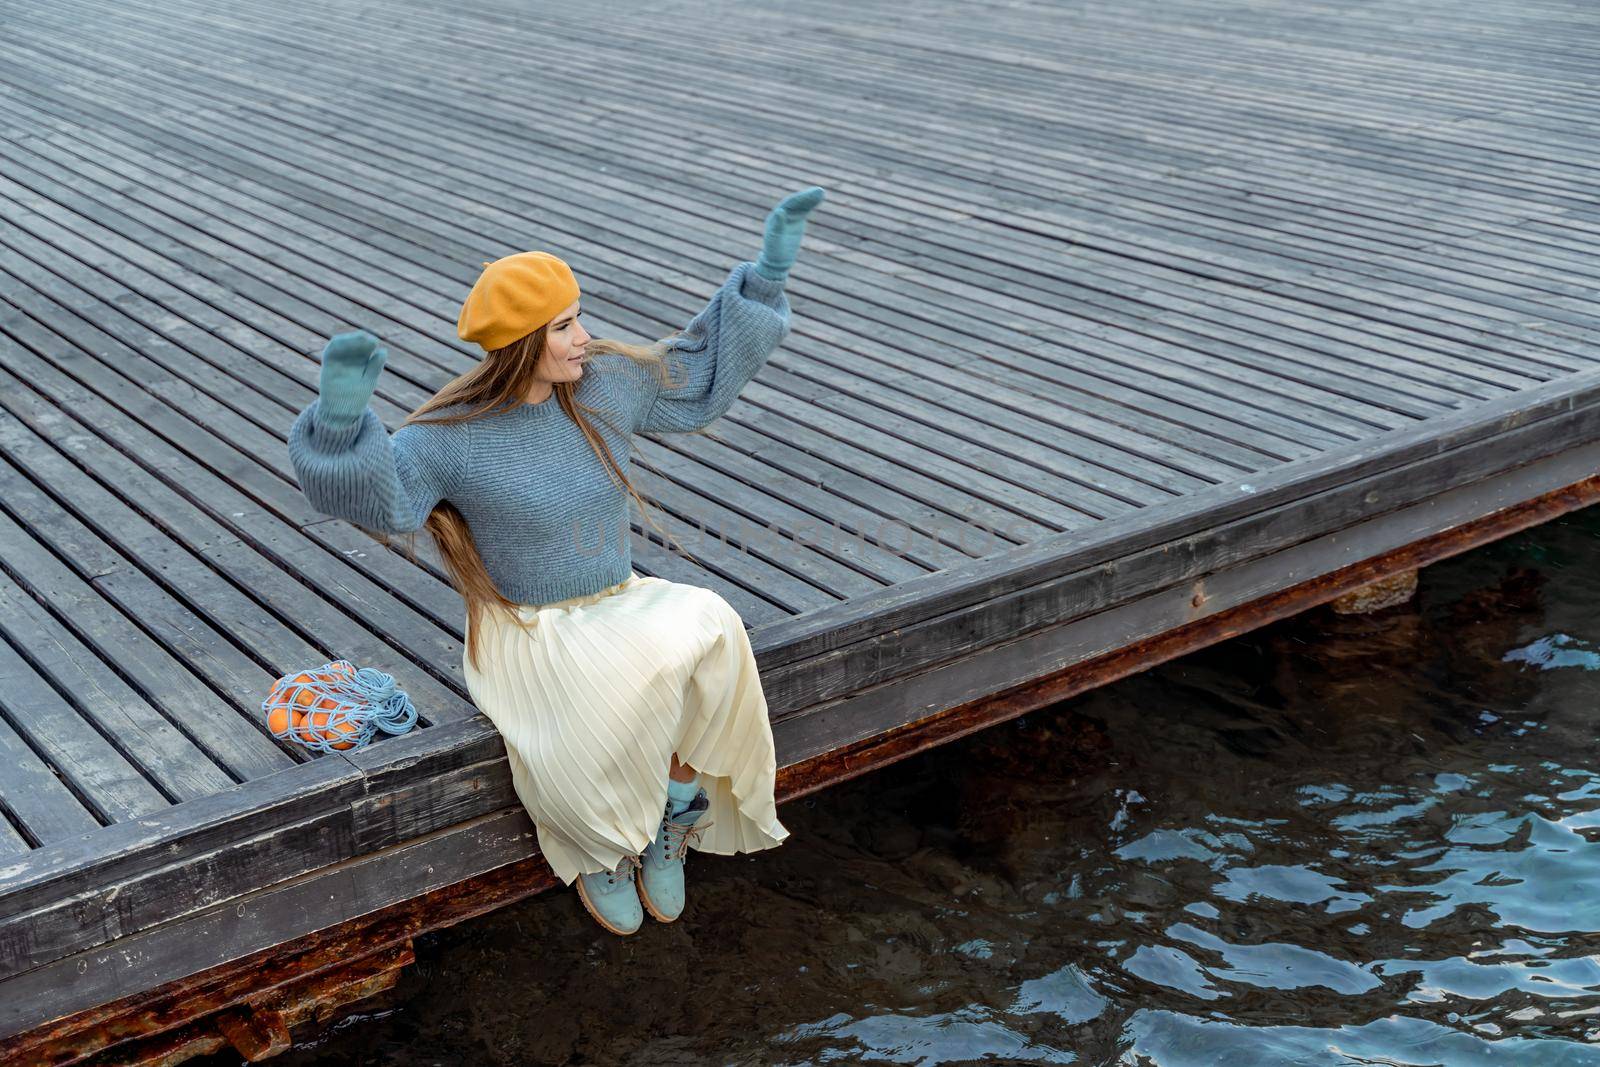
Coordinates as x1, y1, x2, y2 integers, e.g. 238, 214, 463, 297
363, 323, 699, 673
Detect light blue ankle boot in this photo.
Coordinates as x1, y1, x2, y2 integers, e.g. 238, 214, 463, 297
638, 779, 714, 923
575, 852, 644, 936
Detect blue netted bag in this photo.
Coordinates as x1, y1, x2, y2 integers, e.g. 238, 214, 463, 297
262, 659, 417, 753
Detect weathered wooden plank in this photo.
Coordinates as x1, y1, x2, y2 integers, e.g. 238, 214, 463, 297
715, 396, 1056, 546
0, 15, 1523, 428
763, 395, 1600, 712
0, 558, 235, 819
18, 0, 1593, 275
0, 459, 282, 791
0, 17, 1459, 502
644, 432, 978, 572
782, 6, 1588, 152
775, 437, 1600, 762
628, 466, 860, 604
0, 200, 489, 637
739, 375, 1096, 530
628, 531, 789, 626
40, 22, 1536, 422
0, 805, 534, 1042
751, 366, 1600, 669
0, 819, 28, 861
635, 441, 930, 587
233, 4, 1587, 356
695, 418, 1036, 564
0, 753, 365, 981
0, 333, 476, 725
0, 171, 819, 646
0, 257, 467, 659
0, 148, 441, 423
0, 663, 107, 845
3, 718, 503, 992
0, 75, 1126, 575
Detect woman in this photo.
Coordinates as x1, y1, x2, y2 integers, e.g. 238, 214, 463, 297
287, 186, 826, 935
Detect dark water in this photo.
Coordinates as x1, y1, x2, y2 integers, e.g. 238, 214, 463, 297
201, 505, 1600, 1066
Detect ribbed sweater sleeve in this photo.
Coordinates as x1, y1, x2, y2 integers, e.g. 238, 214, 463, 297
287, 398, 471, 534
601, 260, 791, 434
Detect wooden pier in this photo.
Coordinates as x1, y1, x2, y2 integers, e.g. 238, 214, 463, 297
3, 0, 1599, 1058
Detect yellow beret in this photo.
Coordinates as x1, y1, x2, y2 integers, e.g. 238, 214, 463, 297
457, 251, 581, 352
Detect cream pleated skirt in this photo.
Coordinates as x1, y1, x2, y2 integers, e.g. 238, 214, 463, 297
461, 572, 790, 885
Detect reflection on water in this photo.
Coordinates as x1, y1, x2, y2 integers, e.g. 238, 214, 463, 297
204, 506, 1600, 1065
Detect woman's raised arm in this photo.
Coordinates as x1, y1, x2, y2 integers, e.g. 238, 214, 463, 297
287, 330, 470, 535
604, 187, 825, 435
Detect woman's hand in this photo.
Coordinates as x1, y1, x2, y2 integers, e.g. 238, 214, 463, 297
754, 186, 826, 283
316, 329, 387, 429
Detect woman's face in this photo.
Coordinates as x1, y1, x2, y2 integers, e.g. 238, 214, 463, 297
537, 297, 591, 384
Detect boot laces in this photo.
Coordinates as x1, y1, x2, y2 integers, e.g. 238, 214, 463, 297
605, 852, 642, 887
663, 815, 714, 862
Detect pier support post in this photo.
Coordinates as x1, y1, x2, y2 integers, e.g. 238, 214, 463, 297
209, 941, 411, 1061
1328, 568, 1419, 614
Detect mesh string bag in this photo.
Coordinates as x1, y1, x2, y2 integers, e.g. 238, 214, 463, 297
262, 659, 418, 753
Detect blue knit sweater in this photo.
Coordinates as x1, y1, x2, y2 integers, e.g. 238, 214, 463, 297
288, 261, 791, 607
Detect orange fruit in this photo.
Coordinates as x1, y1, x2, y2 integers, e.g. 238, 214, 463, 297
325, 722, 360, 750
308, 707, 361, 750
307, 706, 343, 728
